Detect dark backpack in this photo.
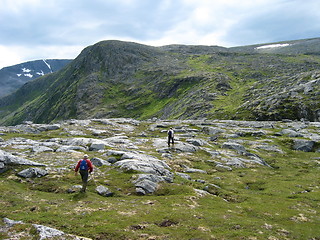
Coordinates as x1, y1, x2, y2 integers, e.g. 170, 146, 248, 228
80, 159, 88, 170
168, 130, 173, 137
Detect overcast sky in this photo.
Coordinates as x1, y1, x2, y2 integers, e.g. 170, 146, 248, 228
1, 0, 319, 69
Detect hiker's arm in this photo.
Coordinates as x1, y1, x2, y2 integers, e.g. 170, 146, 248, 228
88, 160, 94, 173
74, 161, 80, 173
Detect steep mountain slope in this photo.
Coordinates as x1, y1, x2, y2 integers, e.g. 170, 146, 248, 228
0, 59, 72, 97
0, 38, 320, 125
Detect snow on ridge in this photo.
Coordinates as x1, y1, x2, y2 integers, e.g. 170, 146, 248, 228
24, 73, 33, 78
22, 67, 31, 73
255, 43, 291, 50
43, 59, 52, 73
36, 70, 45, 76
17, 74, 22, 77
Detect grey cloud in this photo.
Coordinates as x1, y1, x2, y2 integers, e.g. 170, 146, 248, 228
0, 0, 190, 47
222, 0, 320, 46
1, 0, 320, 68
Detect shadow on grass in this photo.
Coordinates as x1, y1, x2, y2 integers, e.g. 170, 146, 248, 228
70, 192, 87, 201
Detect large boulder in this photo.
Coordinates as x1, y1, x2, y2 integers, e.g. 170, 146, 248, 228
31, 146, 54, 153
17, 167, 48, 178
113, 151, 172, 177
202, 127, 226, 135
222, 142, 247, 154
292, 139, 315, 152
96, 185, 114, 197
114, 159, 172, 177
91, 157, 111, 167
36, 124, 61, 132
279, 129, 303, 137
133, 174, 172, 195
186, 138, 208, 146
135, 179, 158, 195
56, 145, 87, 152
184, 167, 207, 174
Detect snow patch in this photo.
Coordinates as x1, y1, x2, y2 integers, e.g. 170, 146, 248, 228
36, 70, 44, 76
22, 67, 31, 73
43, 59, 52, 73
256, 43, 291, 49
255, 43, 291, 50
17, 73, 22, 77
24, 73, 33, 78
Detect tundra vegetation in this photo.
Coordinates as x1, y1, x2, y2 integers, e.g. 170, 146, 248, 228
0, 118, 319, 239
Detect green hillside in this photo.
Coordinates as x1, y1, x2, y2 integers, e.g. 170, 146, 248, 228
0, 39, 320, 125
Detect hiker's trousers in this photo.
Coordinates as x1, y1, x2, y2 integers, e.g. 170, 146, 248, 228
79, 170, 89, 183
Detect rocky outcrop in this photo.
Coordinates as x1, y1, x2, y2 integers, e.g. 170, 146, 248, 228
0, 149, 45, 173
237, 71, 320, 121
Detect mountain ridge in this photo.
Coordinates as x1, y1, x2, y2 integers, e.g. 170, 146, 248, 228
0, 37, 320, 125
0, 59, 72, 98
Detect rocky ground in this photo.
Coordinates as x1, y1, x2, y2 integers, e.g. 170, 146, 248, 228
0, 118, 320, 239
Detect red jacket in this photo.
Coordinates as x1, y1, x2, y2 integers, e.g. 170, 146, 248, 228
75, 159, 93, 173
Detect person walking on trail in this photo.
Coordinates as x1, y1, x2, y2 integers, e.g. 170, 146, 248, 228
75, 154, 93, 192
167, 127, 174, 146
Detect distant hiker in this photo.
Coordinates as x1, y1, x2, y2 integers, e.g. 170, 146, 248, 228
75, 154, 93, 192
167, 127, 174, 146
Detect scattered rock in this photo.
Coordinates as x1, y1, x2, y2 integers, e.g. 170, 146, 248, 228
33, 224, 65, 240
236, 129, 266, 137
215, 164, 233, 172
96, 185, 114, 197
2, 217, 91, 240
157, 219, 178, 227
186, 138, 208, 146
3, 217, 23, 227
67, 185, 83, 193
176, 172, 192, 180
204, 183, 222, 195
106, 157, 118, 164
184, 167, 207, 174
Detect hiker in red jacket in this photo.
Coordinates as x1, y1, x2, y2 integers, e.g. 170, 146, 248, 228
75, 154, 93, 192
